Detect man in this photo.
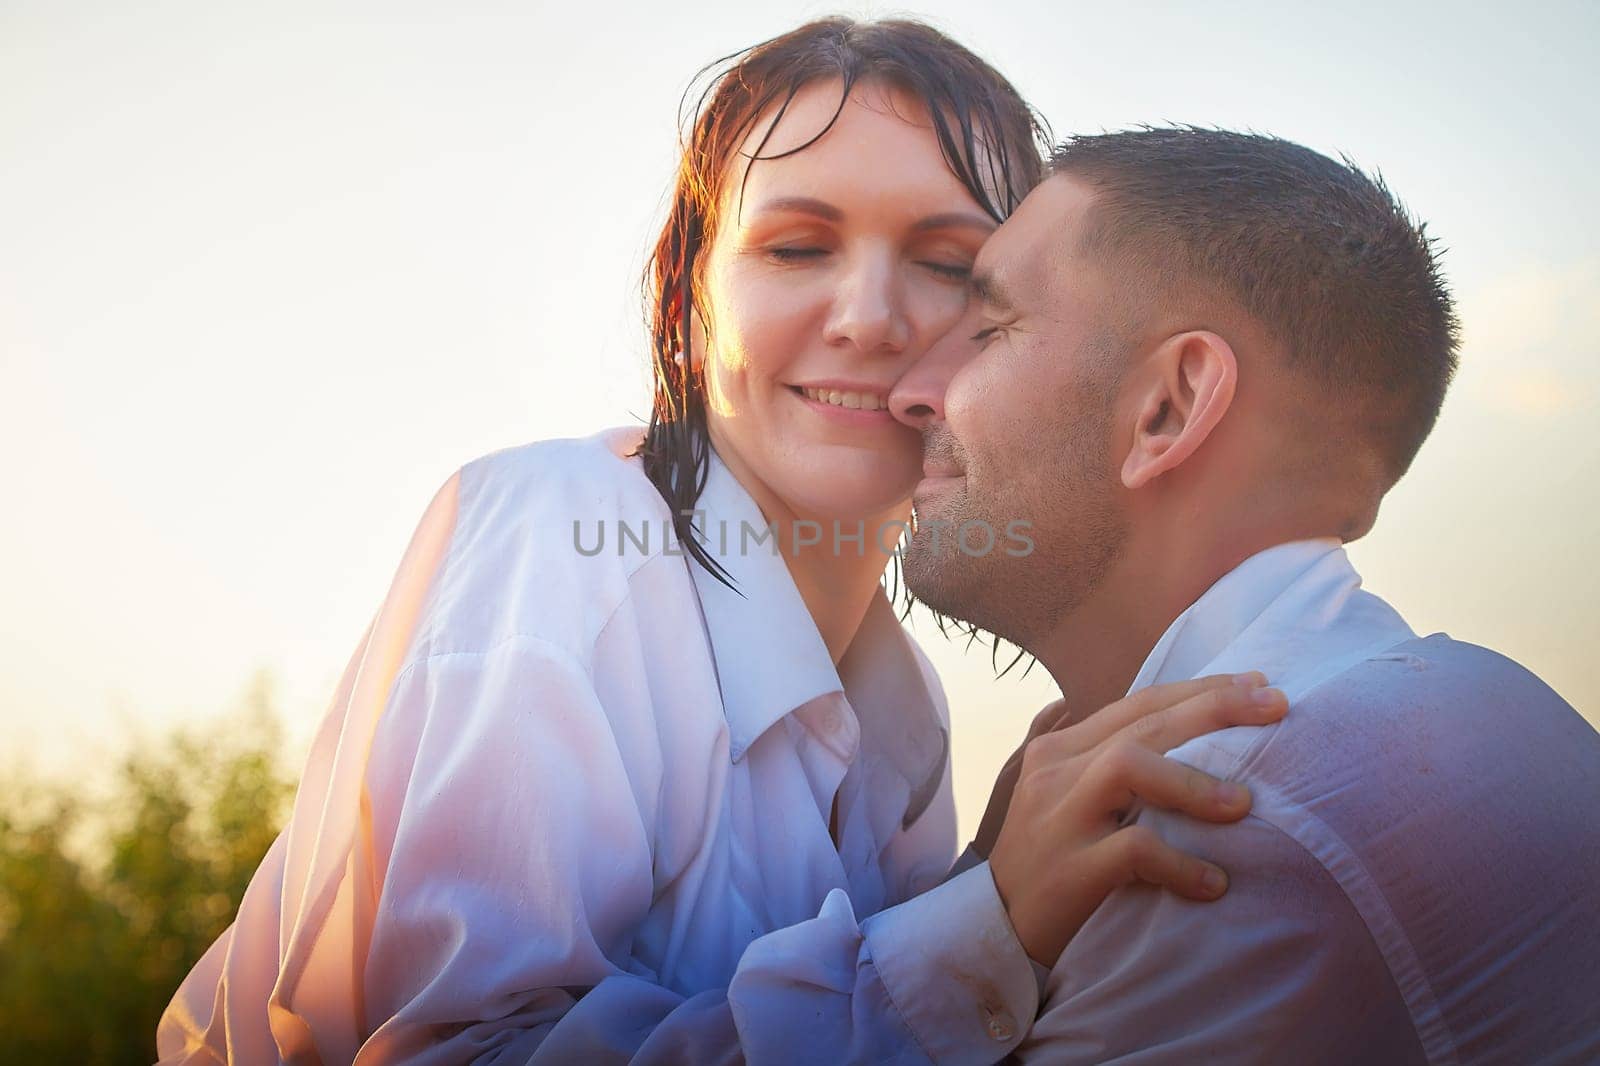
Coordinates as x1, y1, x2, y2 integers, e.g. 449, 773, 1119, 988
889, 128, 1600, 1062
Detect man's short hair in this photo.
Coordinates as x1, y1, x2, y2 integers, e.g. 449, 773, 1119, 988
1049, 127, 1460, 484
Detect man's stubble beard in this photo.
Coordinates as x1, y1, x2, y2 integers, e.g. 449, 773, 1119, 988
903, 396, 1129, 653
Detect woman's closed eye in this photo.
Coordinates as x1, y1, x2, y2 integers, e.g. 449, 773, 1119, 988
971, 324, 1002, 346
766, 246, 971, 282
767, 245, 829, 263
920, 259, 972, 282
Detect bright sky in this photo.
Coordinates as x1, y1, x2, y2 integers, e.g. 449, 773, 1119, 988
3, 1, 1596, 835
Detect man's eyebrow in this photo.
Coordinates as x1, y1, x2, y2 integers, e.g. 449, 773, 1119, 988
969, 269, 1015, 312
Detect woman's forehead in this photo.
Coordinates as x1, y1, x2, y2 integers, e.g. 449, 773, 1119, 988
738, 78, 933, 157
726, 78, 992, 219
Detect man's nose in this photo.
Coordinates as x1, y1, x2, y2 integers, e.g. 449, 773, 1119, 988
822, 249, 911, 355
889, 318, 969, 429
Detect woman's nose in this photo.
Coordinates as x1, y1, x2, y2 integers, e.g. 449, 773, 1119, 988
821, 250, 911, 355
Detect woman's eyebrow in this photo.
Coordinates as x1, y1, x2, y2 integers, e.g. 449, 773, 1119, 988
749, 196, 844, 222
746, 199, 994, 236
910, 211, 996, 235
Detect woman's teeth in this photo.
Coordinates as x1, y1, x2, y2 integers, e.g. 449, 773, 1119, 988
800, 386, 886, 411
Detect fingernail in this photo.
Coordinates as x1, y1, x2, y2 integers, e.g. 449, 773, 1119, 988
1252, 686, 1285, 704
1216, 782, 1249, 806
1232, 671, 1266, 687
1202, 866, 1228, 895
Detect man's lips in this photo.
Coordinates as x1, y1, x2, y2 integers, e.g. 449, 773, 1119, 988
913, 469, 964, 503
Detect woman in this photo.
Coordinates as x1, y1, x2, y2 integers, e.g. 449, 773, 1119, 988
157, 18, 1270, 1064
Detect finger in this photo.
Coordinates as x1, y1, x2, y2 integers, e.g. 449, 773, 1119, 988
1092, 823, 1230, 901
1076, 741, 1253, 827
1114, 682, 1288, 755
1061, 672, 1266, 754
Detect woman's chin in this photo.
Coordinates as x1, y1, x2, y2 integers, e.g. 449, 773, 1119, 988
784, 468, 918, 524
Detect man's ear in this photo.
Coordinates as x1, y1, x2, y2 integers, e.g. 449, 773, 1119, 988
1119, 330, 1238, 490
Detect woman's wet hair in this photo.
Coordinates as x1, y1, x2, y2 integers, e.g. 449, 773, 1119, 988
632, 17, 1051, 601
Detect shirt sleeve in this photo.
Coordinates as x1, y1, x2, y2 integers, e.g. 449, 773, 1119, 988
1015, 807, 1428, 1065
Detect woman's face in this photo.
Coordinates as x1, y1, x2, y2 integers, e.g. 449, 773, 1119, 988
694, 78, 997, 525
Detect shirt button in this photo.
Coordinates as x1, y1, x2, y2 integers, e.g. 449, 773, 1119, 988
985, 1008, 1015, 1042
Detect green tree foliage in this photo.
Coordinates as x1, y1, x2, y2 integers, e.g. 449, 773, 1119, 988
0, 671, 297, 1065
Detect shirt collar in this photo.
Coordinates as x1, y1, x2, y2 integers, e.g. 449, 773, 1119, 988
1127, 538, 1417, 701
684, 443, 948, 809
685, 445, 841, 762
838, 589, 951, 828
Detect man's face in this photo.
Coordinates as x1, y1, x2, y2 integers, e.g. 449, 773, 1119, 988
888, 175, 1131, 646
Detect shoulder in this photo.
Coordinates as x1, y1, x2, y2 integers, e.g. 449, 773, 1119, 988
1161, 633, 1600, 900
1168, 632, 1600, 934
1170, 634, 1595, 788
455, 425, 667, 534
1216, 646, 1600, 1061
1145, 637, 1600, 1048
1272, 634, 1595, 777
412, 426, 689, 664
1299, 633, 1571, 714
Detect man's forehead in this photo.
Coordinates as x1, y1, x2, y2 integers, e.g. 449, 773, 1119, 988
975, 176, 1096, 304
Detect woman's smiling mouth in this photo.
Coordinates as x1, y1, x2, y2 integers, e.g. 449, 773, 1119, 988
788, 383, 896, 422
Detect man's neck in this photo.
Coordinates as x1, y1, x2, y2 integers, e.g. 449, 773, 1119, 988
1030, 526, 1294, 718
1031, 566, 1198, 720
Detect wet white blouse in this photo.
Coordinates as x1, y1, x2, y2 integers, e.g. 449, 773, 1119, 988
156, 426, 1039, 1064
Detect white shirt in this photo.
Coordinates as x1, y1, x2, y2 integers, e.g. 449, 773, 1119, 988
156, 426, 1040, 1065
1018, 539, 1600, 1064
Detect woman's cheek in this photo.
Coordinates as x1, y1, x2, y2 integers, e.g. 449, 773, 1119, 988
908, 275, 972, 337
730, 278, 819, 356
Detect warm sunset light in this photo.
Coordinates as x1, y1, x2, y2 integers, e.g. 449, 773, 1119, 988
3, 3, 1595, 1062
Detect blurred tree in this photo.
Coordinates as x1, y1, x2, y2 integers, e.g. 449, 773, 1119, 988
0, 670, 297, 1065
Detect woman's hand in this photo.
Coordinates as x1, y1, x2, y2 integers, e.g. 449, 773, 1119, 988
986, 672, 1288, 967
